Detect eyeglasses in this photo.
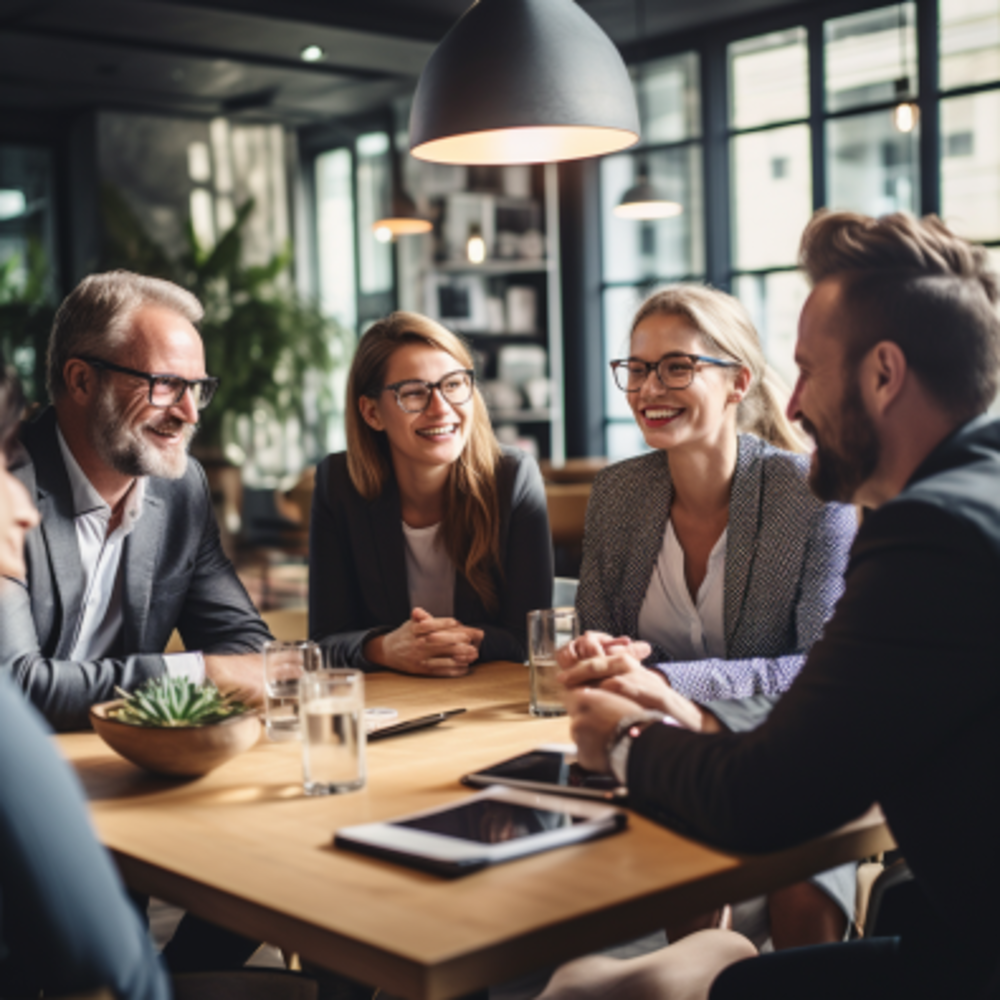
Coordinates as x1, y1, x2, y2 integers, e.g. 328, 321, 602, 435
381, 369, 475, 414
610, 352, 741, 393
75, 356, 220, 411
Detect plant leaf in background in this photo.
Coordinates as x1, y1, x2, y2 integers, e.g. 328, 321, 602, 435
100, 182, 352, 456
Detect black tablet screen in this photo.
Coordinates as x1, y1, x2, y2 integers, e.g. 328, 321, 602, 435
395, 800, 587, 844
478, 750, 621, 792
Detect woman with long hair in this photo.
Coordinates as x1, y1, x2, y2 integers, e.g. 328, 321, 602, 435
309, 311, 552, 674
559, 285, 858, 964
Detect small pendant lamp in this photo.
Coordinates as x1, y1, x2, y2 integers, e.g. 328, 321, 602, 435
614, 173, 683, 220
409, 0, 640, 165
373, 149, 433, 242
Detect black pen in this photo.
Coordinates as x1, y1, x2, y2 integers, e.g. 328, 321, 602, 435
367, 708, 467, 741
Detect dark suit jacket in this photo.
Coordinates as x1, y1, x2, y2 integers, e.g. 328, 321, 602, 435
309, 445, 553, 668
0, 408, 272, 730
625, 415, 1000, 993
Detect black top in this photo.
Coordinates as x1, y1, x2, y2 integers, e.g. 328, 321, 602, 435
309, 445, 554, 668
627, 415, 1000, 989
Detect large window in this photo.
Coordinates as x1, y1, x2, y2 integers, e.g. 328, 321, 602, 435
597, 0, 1000, 459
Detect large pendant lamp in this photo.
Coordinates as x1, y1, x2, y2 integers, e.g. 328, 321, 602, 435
372, 142, 433, 242
409, 0, 640, 165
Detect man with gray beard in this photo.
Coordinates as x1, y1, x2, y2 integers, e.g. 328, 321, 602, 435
1, 270, 272, 732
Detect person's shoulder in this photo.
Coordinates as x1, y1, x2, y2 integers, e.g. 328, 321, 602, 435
750, 436, 841, 516
591, 450, 666, 497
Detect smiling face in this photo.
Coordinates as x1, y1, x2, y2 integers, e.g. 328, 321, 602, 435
787, 281, 881, 503
358, 342, 473, 478
89, 306, 203, 480
627, 311, 748, 456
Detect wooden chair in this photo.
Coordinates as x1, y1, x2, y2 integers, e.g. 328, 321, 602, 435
546, 483, 591, 578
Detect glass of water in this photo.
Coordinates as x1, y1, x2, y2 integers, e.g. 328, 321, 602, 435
262, 640, 321, 741
527, 608, 580, 717
300, 668, 366, 795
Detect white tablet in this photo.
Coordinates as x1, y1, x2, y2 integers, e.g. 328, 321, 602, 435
461, 743, 628, 802
334, 785, 627, 877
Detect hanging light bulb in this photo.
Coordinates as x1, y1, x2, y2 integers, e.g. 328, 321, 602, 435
466, 223, 487, 264
893, 101, 918, 133
409, 0, 639, 165
892, 8, 918, 135
614, 175, 683, 220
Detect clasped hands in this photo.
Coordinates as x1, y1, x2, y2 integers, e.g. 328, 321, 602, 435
364, 607, 484, 677
558, 632, 720, 774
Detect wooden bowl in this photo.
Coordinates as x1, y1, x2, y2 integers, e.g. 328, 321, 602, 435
90, 701, 262, 777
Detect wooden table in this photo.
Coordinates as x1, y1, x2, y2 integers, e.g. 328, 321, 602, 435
59, 662, 893, 1000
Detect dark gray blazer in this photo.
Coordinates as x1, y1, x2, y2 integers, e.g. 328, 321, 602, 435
0, 408, 272, 730
577, 434, 857, 702
309, 445, 553, 668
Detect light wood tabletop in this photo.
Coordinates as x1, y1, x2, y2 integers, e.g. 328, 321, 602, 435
58, 661, 894, 1000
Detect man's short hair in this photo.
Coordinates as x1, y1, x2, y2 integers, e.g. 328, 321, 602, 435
47, 271, 204, 399
799, 211, 1000, 420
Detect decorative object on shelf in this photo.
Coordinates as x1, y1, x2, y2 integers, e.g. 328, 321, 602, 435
409, 0, 640, 165
505, 285, 537, 334
425, 272, 488, 330
445, 192, 495, 261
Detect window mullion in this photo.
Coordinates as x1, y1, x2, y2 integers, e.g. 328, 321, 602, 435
809, 17, 826, 211
918, 0, 941, 216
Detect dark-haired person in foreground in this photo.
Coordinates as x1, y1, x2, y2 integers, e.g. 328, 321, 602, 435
564, 211, 1000, 999
0, 363, 170, 1000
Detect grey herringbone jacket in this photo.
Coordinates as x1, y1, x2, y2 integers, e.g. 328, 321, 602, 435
576, 433, 857, 702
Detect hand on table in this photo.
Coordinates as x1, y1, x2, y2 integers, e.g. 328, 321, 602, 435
561, 651, 723, 734
204, 652, 266, 707
555, 630, 653, 671
364, 607, 484, 677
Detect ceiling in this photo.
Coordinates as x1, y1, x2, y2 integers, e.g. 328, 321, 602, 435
0, 0, 800, 128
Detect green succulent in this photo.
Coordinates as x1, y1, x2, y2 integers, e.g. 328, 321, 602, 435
109, 677, 250, 728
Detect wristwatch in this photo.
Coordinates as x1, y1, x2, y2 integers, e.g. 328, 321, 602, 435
607, 710, 665, 785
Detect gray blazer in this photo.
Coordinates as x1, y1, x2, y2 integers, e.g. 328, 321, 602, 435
577, 434, 857, 701
309, 445, 553, 668
0, 408, 272, 731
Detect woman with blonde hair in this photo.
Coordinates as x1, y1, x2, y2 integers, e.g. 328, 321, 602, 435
560, 284, 858, 962
309, 311, 552, 674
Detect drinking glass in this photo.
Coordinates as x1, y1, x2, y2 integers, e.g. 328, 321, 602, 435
527, 608, 580, 717
262, 640, 321, 741
300, 669, 366, 795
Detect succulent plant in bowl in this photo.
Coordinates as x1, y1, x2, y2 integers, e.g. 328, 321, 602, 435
108, 676, 249, 727
91, 677, 261, 777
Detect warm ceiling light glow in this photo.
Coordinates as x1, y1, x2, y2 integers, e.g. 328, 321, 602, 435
409, 0, 640, 166
614, 199, 684, 221
300, 45, 325, 63
894, 102, 918, 133
372, 217, 433, 239
412, 125, 638, 166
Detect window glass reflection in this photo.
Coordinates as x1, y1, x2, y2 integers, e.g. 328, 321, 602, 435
731, 124, 813, 270
825, 4, 918, 114
729, 29, 809, 129
355, 132, 393, 296
941, 91, 1000, 242
316, 148, 357, 333
635, 52, 702, 144
827, 109, 920, 216
733, 271, 811, 392
601, 146, 704, 284
940, 0, 1000, 91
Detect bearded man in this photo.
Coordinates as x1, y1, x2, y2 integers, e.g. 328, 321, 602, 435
1, 270, 271, 732
559, 211, 1000, 1000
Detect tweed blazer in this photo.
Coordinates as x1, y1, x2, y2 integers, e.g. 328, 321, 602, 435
309, 445, 553, 669
0, 408, 272, 731
576, 433, 857, 702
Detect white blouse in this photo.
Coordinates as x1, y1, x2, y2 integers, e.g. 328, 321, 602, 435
636, 519, 727, 661
402, 521, 455, 618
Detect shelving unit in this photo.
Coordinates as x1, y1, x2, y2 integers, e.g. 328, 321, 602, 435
409, 163, 564, 462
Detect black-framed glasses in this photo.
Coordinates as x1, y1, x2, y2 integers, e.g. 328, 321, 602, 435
381, 369, 475, 414
75, 355, 220, 411
610, 353, 741, 393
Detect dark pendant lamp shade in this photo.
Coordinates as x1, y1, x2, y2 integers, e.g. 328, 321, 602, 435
615, 176, 682, 220
409, 0, 640, 165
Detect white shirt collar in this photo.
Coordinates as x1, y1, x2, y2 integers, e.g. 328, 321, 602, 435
56, 426, 146, 535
